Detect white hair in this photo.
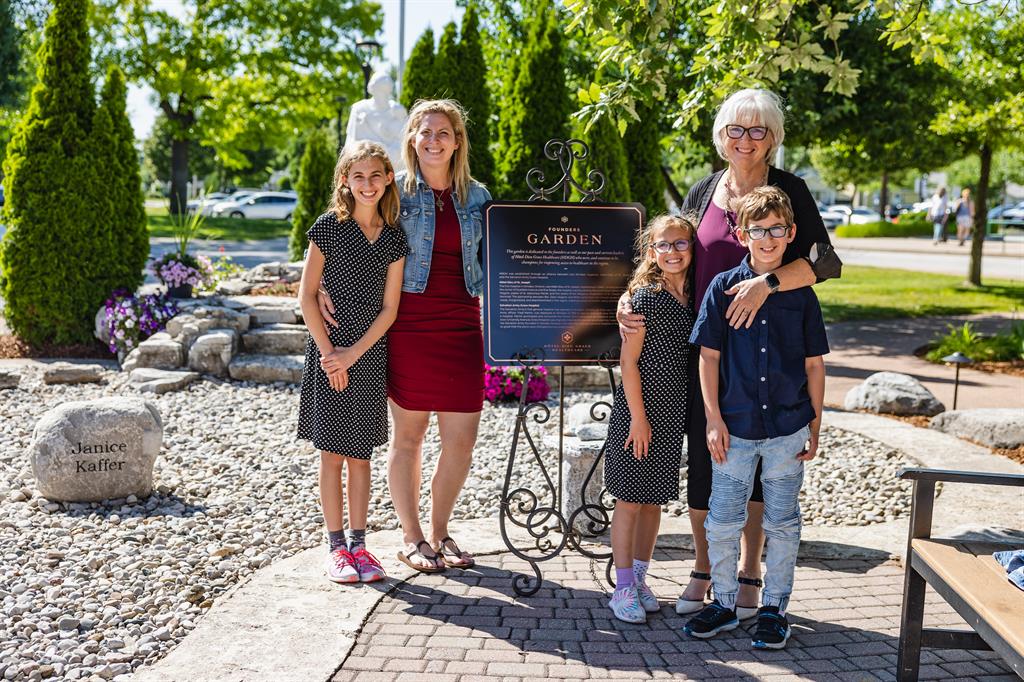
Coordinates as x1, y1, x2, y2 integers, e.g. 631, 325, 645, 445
712, 89, 786, 163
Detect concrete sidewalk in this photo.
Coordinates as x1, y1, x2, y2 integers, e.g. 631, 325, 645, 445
132, 411, 1024, 682
832, 237, 1023, 281
824, 313, 1023, 410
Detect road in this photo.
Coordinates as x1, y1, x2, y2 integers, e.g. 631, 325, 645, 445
832, 236, 1023, 281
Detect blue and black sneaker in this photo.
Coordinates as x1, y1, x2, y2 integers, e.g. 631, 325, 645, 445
751, 605, 791, 649
683, 600, 738, 639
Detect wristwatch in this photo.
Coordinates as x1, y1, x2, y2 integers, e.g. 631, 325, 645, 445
765, 273, 781, 293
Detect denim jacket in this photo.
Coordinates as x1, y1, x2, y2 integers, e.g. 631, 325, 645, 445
396, 169, 492, 297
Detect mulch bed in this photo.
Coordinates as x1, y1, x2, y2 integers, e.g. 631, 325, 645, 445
968, 359, 1024, 378
248, 281, 300, 297
0, 335, 112, 360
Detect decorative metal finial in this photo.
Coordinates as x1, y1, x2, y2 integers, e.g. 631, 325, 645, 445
526, 139, 606, 203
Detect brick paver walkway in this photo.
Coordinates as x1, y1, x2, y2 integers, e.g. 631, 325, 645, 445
332, 550, 1016, 681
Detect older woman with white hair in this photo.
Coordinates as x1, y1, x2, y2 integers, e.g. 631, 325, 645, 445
618, 88, 840, 622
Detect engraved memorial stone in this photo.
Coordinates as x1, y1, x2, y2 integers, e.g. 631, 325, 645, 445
30, 397, 162, 502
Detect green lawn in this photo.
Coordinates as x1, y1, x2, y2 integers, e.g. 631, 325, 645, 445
146, 206, 291, 241
817, 266, 1024, 322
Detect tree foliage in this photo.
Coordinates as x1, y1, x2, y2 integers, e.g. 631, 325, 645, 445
450, 4, 495, 187
0, 0, 110, 344
496, 3, 572, 198
289, 127, 337, 261
0, 0, 21, 107
435, 22, 460, 99
574, 109, 630, 203
563, 0, 956, 134
93, 0, 381, 213
97, 64, 148, 291
623, 101, 666, 216
928, 4, 1024, 286
400, 27, 437, 110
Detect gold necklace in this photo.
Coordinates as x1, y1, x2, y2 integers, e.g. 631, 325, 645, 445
431, 187, 451, 213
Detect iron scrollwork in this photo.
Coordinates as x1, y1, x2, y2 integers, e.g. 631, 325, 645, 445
498, 139, 620, 596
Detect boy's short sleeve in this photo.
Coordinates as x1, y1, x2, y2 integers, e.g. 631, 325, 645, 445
306, 213, 336, 258
385, 225, 411, 265
630, 288, 659, 333
802, 290, 830, 357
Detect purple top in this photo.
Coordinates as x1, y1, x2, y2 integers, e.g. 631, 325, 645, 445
694, 201, 748, 309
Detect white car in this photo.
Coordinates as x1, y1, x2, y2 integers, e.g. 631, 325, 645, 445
204, 191, 256, 217
213, 192, 298, 220
187, 192, 229, 214
818, 204, 846, 229
1000, 200, 1024, 227
848, 207, 883, 224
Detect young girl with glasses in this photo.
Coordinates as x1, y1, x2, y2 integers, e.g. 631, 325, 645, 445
603, 214, 698, 623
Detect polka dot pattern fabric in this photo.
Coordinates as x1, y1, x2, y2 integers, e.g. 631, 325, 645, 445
604, 286, 694, 505
297, 212, 409, 458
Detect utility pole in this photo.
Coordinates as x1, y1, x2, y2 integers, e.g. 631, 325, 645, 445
398, 0, 406, 98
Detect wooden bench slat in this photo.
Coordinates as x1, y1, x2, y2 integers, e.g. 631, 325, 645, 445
911, 539, 1024, 660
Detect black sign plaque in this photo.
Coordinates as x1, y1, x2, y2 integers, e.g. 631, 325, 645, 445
483, 201, 643, 365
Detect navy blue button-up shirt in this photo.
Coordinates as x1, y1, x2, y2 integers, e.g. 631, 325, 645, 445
689, 257, 830, 440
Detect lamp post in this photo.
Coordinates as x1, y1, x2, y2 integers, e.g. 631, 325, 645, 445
334, 94, 347, 154
942, 351, 972, 410
355, 40, 382, 98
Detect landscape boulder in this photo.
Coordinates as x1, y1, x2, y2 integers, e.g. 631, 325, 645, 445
30, 397, 162, 502
930, 408, 1024, 449
130, 368, 200, 395
42, 362, 106, 385
242, 324, 307, 355
135, 335, 185, 370
0, 368, 22, 389
844, 372, 944, 416
187, 329, 238, 376
228, 354, 304, 383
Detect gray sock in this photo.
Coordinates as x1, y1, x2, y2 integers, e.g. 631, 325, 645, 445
346, 529, 366, 551
327, 530, 347, 552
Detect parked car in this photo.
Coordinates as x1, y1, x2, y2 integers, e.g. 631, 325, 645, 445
212, 191, 298, 220
987, 203, 1015, 220
187, 192, 230, 214
204, 191, 256, 217
848, 207, 884, 224
1001, 200, 1024, 227
818, 203, 846, 229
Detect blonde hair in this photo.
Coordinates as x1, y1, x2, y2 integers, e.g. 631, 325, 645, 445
329, 141, 400, 226
627, 214, 697, 296
736, 185, 794, 229
401, 99, 475, 203
712, 88, 786, 163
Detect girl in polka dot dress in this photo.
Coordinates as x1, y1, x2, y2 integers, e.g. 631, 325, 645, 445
297, 141, 409, 584
604, 214, 697, 623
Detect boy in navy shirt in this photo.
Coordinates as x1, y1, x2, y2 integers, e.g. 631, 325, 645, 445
683, 186, 828, 649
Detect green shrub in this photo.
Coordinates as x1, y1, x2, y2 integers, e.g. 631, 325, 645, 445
926, 321, 1024, 362
400, 28, 437, 110
624, 102, 665, 217
450, 5, 494, 188
289, 127, 336, 261
835, 217, 932, 238
98, 65, 148, 291
0, 0, 110, 345
573, 111, 631, 203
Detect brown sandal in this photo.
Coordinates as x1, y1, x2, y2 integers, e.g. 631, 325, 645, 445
434, 536, 475, 569
396, 540, 445, 573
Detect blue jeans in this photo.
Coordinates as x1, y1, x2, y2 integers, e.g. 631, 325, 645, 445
704, 425, 809, 613
932, 220, 945, 242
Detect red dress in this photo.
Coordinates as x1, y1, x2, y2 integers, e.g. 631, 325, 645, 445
387, 192, 484, 412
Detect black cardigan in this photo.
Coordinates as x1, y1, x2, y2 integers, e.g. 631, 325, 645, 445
681, 166, 837, 278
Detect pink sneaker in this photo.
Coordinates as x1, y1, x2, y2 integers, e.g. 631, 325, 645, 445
352, 547, 386, 582
326, 548, 359, 583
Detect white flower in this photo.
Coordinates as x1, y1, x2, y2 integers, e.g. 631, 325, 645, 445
125, 319, 135, 328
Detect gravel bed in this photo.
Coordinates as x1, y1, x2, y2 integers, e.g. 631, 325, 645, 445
1, 372, 915, 680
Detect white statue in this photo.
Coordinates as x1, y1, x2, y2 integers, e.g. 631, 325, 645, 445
345, 72, 408, 172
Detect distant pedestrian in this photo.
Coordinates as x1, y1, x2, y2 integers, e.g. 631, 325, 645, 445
603, 214, 697, 624
954, 188, 975, 246
683, 187, 828, 650
297, 141, 409, 584
929, 187, 949, 244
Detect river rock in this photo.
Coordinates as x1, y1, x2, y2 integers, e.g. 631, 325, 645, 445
130, 368, 200, 394
241, 324, 307, 355
244, 261, 303, 284
187, 330, 238, 376
166, 305, 250, 337
0, 368, 21, 389
227, 354, 304, 383
930, 408, 1024, 448
29, 397, 162, 502
42, 362, 106, 385
844, 372, 944, 416
215, 279, 254, 296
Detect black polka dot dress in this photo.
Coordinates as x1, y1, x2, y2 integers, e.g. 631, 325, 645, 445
297, 212, 409, 458
604, 286, 694, 504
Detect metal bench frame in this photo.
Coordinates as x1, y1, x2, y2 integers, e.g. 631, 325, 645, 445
897, 467, 1024, 681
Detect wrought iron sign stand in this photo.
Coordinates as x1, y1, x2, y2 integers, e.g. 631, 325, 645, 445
498, 139, 621, 596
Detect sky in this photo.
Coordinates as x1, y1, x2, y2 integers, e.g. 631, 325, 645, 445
126, 0, 463, 140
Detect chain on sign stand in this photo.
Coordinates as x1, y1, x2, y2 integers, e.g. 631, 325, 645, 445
498, 138, 622, 597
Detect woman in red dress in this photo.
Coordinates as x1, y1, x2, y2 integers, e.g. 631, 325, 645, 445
320, 100, 490, 572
